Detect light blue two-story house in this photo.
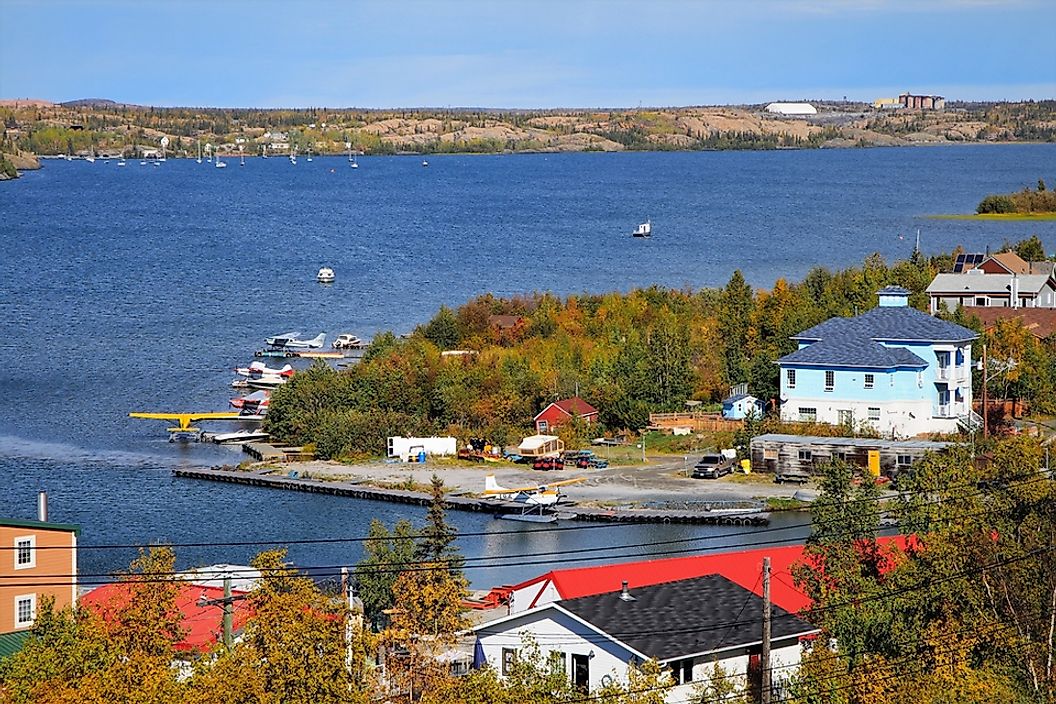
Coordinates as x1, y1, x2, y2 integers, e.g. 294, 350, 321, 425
777, 286, 979, 437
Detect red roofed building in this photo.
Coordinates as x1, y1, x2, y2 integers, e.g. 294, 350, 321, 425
505, 537, 908, 616
82, 582, 254, 654
533, 397, 599, 434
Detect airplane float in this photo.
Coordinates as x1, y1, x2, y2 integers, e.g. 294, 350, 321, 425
265, 332, 326, 349
481, 475, 586, 522
128, 411, 258, 442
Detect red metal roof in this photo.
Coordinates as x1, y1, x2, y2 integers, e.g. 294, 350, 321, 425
82, 582, 254, 653
534, 397, 599, 421
512, 537, 908, 615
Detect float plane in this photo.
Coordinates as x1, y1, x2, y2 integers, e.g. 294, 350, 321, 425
265, 332, 326, 349
234, 361, 295, 378
482, 475, 586, 522
128, 411, 257, 442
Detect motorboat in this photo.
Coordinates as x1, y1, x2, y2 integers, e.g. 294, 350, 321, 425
317, 267, 335, 283
351, 156, 359, 169
215, 151, 227, 168
117, 159, 127, 167
208, 429, 270, 445
632, 220, 652, 238
422, 160, 429, 167
333, 333, 363, 349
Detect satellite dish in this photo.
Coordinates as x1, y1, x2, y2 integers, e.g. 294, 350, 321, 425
160, 136, 169, 147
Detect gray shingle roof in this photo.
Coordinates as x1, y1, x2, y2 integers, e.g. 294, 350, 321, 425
792, 305, 977, 343
782, 304, 975, 369
779, 337, 927, 369
559, 574, 816, 661
723, 392, 756, 404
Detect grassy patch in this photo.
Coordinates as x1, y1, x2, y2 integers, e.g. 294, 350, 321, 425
926, 213, 1056, 221
765, 496, 811, 511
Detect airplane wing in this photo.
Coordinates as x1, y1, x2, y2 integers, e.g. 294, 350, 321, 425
129, 412, 245, 429
483, 477, 586, 494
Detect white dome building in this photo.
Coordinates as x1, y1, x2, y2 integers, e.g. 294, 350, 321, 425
765, 102, 817, 116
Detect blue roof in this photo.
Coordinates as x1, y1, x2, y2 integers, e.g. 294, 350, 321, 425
792, 306, 978, 343
877, 285, 911, 295
781, 305, 976, 370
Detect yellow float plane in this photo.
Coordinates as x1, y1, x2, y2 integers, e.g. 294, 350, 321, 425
129, 412, 250, 442
482, 475, 587, 523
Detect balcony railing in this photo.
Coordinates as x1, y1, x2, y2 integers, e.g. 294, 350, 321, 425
936, 366, 968, 382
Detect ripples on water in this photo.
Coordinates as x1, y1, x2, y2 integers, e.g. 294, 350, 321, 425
1, 147, 1053, 583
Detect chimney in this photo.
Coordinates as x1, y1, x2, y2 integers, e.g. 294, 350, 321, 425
619, 580, 636, 602
1010, 275, 1020, 309
37, 491, 48, 522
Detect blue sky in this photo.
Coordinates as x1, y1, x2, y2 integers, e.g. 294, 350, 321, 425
1, 0, 1053, 108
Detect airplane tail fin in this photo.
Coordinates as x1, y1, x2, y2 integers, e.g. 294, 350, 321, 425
484, 475, 504, 493
279, 364, 295, 376
310, 333, 326, 348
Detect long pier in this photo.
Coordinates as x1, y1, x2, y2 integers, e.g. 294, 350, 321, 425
173, 467, 770, 526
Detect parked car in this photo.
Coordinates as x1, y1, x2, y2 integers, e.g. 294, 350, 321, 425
692, 454, 736, 479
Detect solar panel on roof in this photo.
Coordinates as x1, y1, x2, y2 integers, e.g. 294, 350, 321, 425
953, 253, 985, 272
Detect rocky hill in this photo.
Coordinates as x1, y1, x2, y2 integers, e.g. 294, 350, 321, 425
1, 100, 1053, 159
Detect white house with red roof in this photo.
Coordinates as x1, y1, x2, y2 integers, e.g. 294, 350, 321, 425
534, 397, 599, 434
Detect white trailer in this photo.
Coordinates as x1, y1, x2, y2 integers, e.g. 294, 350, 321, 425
386, 436, 457, 462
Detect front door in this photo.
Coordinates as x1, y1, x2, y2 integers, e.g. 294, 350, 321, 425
572, 653, 590, 693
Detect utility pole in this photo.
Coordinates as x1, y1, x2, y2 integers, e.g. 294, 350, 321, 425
197, 575, 246, 650
982, 343, 989, 438
761, 557, 772, 704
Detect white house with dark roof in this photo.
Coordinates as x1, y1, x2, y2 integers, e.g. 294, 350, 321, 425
778, 286, 979, 437
473, 574, 818, 703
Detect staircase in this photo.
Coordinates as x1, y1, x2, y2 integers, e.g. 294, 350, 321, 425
957, 410, 984, 433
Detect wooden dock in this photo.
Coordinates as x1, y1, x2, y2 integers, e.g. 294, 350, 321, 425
172, 467, 769, 526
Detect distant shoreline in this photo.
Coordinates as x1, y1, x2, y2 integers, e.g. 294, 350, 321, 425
927, 212, 1056, 221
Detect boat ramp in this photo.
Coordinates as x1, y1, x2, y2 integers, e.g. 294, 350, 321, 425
172, 466, 770, 526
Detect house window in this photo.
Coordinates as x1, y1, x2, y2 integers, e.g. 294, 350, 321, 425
14, 537, 34, 570
864, 374, 874, 389
868, 407, 881, 422
837, 410, 853, 425
897, 455, 913, 467
502, 648, 518, 676
824, 370, 835, 391
549, 651, 567, 677
798, 407, 817, 423
786, 369, 796, 389
798, 449, 813, 462
538, 420, 548, 432
15, 595, 36, 628
974, 296, 989, 306
670, 658, 694, 685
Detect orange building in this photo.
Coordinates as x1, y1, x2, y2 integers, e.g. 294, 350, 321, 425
0, 500, 79, 659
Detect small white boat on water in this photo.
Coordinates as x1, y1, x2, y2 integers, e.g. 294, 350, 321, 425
215, 151, 227, 168
422, 160, 429, 167
632, 220, 652, 238
351, 156, 359, 169
85, 155, 95, 163
207, 429, 270, 445
117, 159, 127, 167
317, 267, 335, 283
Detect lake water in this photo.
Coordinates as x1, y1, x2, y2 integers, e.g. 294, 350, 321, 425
1, 145, 1053, 586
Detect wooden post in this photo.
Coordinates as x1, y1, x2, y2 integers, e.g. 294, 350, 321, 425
222, 576, 233, 649
982, 343, 989, 437
761, 557, 772, 704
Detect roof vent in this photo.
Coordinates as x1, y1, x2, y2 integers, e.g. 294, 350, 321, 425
619, 580, 636, 602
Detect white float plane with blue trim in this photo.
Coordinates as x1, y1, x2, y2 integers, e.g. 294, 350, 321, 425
265, 332, 326, 349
